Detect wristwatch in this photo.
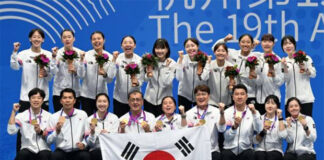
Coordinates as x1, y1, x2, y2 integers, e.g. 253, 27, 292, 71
304, 125, 309, 131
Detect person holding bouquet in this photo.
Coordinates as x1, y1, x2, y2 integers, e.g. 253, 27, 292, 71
84, 93, 119, 160
176, 38, 207, 111
113, 36, 143, 117
254, 95, 287, 160
281, 35, 316, 117
154, 96, 187, 132
255, 34, 284, 115
212, 34, 262, 105
143, 38, 177, 116
51, 29, 85, 111
79, 31, 116, 116
201, 43, 234, 107
284, 97, 317, 160
10, 28, 55, 112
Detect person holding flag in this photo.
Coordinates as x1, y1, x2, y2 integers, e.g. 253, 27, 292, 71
84, 93, 119, 160
186, 85, 226, 160
154, 96, 187, 132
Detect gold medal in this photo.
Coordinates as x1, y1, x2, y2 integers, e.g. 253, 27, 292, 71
199, 119, 206, 125
91, 118, 98, 125
156, 120, 163, 127
121, 118, 128, 124
31, 119, 38, 125
264, 120, 272, 126
141, 121, 147, 127
298, 115, 305, 121
59, 116, 66, 124
236, 111, 242, 118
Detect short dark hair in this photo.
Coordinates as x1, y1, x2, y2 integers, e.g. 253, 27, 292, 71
96, 93, 110, 104
152, 38, 171, 58
61, 29, 75, 38
121, 35, 136, 45
213, 42, 228, 53
194, 85, 210, 95
264, 95, 280, 108
28, 88, 45, 100
184, 37, 199, 47
127, 90, 143, 100
60, 88, 76, 99
29, 28, 45, 39
281, 35, 296, 51
239, 34, 254, 44
233, 84, 248, 94
161, 96, 176, 106
261, 33, 275, 42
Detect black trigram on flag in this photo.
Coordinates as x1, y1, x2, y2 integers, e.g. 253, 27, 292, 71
175, 136, 195, 157
121, 142, 139, 160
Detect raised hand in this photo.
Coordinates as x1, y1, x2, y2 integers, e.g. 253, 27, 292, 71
13, 42, 21, 52
51, 47, 58, 58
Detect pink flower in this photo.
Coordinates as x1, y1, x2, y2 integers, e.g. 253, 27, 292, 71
272, 55, 279, 62
146, 54, 152, 59
65, 50, 74, 55
40, 55, 49, 63
129, 63, 138, 69
236, 69, 240, 73
103, 53, 108, 60
247, 56, 256, 62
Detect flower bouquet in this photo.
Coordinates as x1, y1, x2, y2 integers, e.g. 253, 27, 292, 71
293, 50, 308, 73
264, 53, 279, 77
34, 54, 50, 78
62, 50, 78, 72
193, 51, 208, 76
124, 63, 140, 87
141, 53, 158, 77
225, 65, 240, 90
95, 53, 109, 68
245, 56, 259, 79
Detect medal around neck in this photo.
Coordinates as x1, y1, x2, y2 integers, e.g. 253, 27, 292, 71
156, 120, 163, 127
31, 119, 38, 125
59, 116, 66, 124
199, 119, 206, 125
91, 118, 98, 125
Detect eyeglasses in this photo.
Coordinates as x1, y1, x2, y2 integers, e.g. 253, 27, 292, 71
129, 98, 142, 103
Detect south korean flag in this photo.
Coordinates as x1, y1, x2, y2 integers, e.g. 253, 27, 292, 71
99, 126, 211, 160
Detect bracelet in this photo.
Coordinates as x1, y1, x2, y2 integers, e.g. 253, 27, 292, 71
181, 114, 186, 118
278, 117, 284, 121
304, 125, 309, 131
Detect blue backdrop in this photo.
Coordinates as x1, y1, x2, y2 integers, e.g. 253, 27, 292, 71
0, 0, 323, 159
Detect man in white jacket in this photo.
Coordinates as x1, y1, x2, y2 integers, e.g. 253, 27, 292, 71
7, 88, 52, 160
222, 84, 263, 160
47, 88, 90, 160
186, 85, 226, 160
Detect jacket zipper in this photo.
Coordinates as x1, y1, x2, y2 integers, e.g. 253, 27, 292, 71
70, 118, 74, 151
219, 70, 222, 102
293, 63, 297, 97
156, 68, 161, 105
